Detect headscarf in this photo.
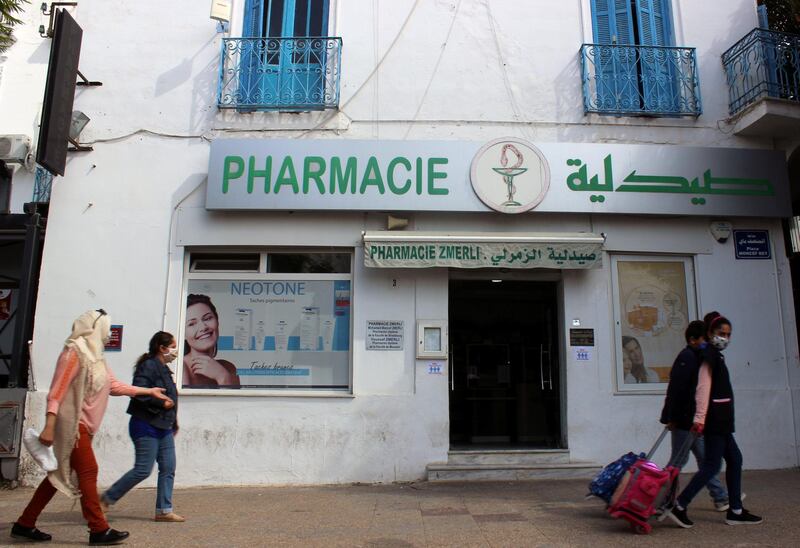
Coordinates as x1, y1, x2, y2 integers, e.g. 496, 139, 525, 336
64, 309, 110, 396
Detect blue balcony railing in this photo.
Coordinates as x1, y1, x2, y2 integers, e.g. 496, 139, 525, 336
580, 43, 701, 117
722, 28, 800, 116
217, 37, 342, 111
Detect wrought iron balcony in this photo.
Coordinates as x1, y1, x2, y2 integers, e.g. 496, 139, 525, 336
217, 37, 342, 111
722, 28, 800, 116
580, 43, 701, 117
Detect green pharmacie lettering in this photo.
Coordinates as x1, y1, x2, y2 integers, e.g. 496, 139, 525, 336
220, 155, 450, 197
370, 244, 436, 261
330, 156, 357, 194
438, 244, 480, 260
428, 158, 449, 195
303, 156, 326, 194
360, 156, 386, 195
249, 156, 272, 193
387, 157, 412, 194
222, 156, 245, 194
274, 156, 299, 194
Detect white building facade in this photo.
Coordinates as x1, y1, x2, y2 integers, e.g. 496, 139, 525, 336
1, 0, 799, 486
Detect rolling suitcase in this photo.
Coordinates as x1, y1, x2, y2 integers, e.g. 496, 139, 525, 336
607, 427, 695, 534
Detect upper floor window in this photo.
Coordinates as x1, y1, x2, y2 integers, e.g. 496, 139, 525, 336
591, 0, 674, 48
243, 0, 330, 40
218, 0, 342, 111
582, 0, 701, 116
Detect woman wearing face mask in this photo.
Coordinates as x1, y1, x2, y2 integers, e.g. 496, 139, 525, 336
666, 312, 763, 528
10, 310, 172, 545
101, 331, 185, 522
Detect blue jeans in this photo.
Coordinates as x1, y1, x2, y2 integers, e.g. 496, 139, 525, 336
671, 429, 728, 503
677, 432, 743, 511
104, 433, 176, 514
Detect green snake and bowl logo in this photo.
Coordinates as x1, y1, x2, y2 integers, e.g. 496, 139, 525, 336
470, 137, 550, 214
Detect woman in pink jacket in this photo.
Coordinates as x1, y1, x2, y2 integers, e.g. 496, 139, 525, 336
10, 309, 172, 545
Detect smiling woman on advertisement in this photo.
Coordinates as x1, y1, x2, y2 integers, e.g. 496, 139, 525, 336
182, 294, 240, 388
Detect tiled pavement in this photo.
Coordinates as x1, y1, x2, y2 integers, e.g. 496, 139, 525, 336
0, 469, 798, 546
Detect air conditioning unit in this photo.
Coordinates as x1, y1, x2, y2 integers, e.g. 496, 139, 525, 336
0, 134, 32, 164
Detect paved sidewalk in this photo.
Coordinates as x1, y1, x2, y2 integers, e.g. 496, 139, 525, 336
1, 470, 798, 547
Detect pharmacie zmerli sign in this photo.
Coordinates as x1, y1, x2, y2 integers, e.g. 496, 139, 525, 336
206, 139, 790, 217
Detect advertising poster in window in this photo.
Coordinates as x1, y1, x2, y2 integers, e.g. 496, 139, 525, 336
615, 259, 694, 390
183, 279, 351, 389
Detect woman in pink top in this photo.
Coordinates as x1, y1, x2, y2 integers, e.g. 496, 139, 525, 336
11, 310, 172, 545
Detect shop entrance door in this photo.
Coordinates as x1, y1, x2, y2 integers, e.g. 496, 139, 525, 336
449, 279, 562, 448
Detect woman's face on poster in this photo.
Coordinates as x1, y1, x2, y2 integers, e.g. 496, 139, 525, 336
622, 352, 633, 375
185, 302, 219, 354
623, 339, 643, 367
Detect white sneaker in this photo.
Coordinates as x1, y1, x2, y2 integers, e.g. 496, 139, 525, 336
714, 493, 746, 512
23, 428, 58, 472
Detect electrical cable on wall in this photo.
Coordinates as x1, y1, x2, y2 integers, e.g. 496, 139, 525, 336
403, 0, 463, 140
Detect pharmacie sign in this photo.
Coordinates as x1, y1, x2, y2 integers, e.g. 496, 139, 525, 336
362, 235, 604, 270
207, 139, 791, 217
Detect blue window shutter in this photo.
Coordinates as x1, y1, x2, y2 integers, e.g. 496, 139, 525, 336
635, 0, 672, 46
243, 0, 264, 37
591, 0, 614, 43
591, 0, 635, 44
239, 0, 266, 109
757, 4, 769, 29
613, 0, 635, 44
636, 0, 679, 112
238, 0, 332, 110
756, 5, 778, 93
591, 0, 637, 111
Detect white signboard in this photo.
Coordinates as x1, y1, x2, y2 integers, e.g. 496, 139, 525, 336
207, 139, 791, 217
366, 320, 404, 351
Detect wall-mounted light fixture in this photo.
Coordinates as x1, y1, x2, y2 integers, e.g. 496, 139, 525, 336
39, 2, 78, 38
67, 110, 92, 152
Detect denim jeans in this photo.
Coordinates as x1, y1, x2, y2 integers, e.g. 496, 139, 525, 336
671, 429, 728, 503
104, 432, 176, 514
677, 432, 743, 511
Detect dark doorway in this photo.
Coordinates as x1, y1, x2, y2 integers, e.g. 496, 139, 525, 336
449, 279, 561, 448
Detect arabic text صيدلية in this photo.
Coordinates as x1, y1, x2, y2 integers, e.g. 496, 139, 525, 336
565, 155, 774, 198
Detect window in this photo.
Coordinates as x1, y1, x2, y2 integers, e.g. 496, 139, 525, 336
190, 252, 260, 272
590, 0, 679, 113
610, 255, 696, 393
239, 0, 332, 110
182, 250, 352, 392
268, 253, 351, 273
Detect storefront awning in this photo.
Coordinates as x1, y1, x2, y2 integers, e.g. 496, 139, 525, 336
363, 231, 604, 269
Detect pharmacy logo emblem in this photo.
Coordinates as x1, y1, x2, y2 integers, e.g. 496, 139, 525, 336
470, 137, 550, 214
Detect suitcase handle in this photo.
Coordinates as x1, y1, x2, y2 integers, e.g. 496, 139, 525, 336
666, 429, 698, 468
645, 426, 697, 466
645, 427, 670, 460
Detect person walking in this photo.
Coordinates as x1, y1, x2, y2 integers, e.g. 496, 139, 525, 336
660, 320, 729, 511
10, 310, 172, 545
101, 331, 184, 522
667, 312, 763, 528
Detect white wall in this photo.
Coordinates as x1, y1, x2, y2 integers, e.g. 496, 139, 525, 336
3, 0, 798, 485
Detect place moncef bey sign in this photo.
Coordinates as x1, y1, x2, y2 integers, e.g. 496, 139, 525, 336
206, 139, 791, 217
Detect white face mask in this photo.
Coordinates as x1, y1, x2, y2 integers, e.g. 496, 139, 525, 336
162, 347, 179, 362
710, 335, 729, 350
